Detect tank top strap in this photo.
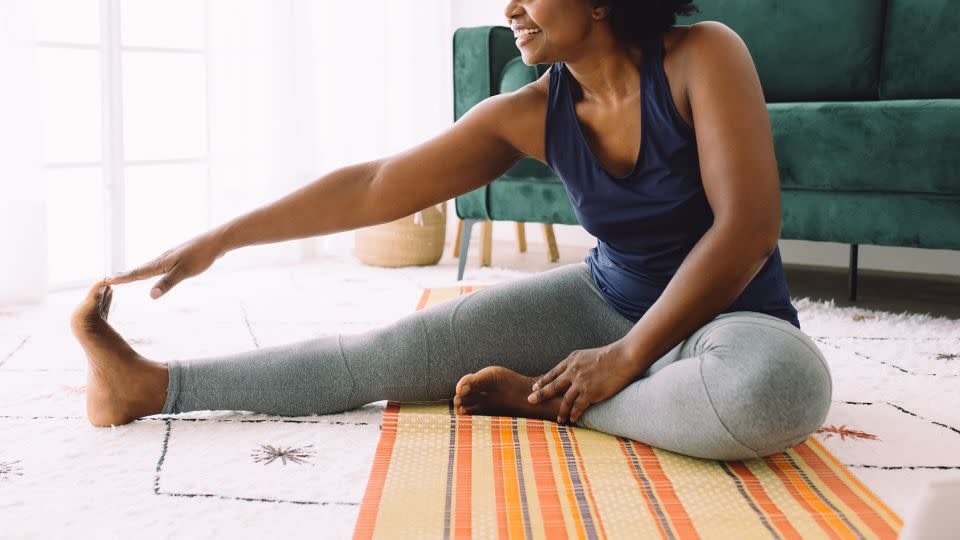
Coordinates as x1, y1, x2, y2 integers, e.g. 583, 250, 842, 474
640, 29, 665, 110
640, 30, 661, 75
544, 61, 570, 173
545, 30, 673, 174
643, 29, 696, 140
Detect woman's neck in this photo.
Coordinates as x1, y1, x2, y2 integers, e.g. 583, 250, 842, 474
563, 39, 646, 106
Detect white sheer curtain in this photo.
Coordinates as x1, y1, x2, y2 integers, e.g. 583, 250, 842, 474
206, 0, 454, 265
0, 2, 46, 305
0, 0, 455, 304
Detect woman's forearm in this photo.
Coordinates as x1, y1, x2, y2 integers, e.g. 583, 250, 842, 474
611, 222, 777, 378
212, 159, 386, 254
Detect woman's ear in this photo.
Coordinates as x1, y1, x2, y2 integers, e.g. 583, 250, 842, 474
592, 4, 609, 20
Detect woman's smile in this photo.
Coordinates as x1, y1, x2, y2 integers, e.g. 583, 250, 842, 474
513, 26, 542, 46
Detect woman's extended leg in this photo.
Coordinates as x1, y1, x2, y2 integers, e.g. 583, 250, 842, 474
158, 262, 636, 417
571, 311, 833, 460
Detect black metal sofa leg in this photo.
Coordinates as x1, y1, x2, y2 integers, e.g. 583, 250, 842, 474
458, 219, 481, 281
848, 244, 858, 302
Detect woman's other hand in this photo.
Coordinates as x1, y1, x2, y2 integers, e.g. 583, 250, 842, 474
527, 343, 640, 425
103, 228, 228, 299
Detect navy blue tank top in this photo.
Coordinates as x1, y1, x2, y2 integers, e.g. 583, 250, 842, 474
544, 30, 801, 329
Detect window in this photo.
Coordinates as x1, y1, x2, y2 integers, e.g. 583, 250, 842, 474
34, 0, 209, 288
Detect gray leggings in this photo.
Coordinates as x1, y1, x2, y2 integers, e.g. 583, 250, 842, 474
161, 262, 832, 461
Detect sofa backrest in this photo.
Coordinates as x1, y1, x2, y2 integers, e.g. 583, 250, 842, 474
879, 0, 960, 99
456, 1, 959, 125
677, 0, 886, 103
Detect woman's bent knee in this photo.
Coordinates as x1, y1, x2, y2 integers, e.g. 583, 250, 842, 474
700, 321, 832, 458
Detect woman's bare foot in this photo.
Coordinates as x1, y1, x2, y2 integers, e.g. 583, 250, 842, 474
70, 280, 169, 427
453, 366, 564, 423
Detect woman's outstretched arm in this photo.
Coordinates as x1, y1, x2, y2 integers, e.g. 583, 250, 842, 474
217, 92, 529, 252
107, 88, 543, 297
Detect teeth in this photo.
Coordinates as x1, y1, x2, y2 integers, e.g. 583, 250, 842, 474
514, 28, 541, 38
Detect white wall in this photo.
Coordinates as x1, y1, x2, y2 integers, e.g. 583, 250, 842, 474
451, 1, 508, 29
446, 1, 960, 277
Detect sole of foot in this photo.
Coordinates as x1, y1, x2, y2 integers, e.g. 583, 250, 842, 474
453, 365, 563, 422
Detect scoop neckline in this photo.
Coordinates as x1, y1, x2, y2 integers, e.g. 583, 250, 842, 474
561, 37, 657, 181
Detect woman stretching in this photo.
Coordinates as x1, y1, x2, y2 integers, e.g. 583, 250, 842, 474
71, 0, 832, 461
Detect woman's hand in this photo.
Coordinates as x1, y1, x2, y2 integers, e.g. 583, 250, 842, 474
527, 343, 640, 425
103, 228, 228, 299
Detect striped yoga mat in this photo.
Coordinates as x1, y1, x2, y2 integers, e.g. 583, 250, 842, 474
353, 286, 903, 539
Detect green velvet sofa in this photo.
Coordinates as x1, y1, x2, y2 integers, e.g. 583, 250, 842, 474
452, 0, 960, 299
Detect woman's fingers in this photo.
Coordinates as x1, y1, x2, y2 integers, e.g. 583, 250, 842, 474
529, 357, 570, 403
528, 371, 569, 403
568, 393, 591, 424
104, 259, 163, 285
557, 386, 580, 425
532, 358, 567, 392
150, 264, 183, 299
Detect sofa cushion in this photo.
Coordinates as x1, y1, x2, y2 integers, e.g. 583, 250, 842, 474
500, 57, 535, 94
678, 0, 884, 102
499, 56, 546, 93
879, 0, 960, 99
487, 177, 580, 225
769, 100, 960, 195
454, 187, 490, 221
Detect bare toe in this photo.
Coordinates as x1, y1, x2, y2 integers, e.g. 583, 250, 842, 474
99, 283, 114, 320
456, 374, 473, 397
462, 404, 482, 415
71, 280, 108, 335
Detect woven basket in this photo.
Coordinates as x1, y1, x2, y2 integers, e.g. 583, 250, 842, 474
354, 201, 447, 267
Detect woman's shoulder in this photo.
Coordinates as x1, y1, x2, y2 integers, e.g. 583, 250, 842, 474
665, 22, 755, 87
660, 22, 746, 133
665, 21, 741, 56
473, 69, 551, 164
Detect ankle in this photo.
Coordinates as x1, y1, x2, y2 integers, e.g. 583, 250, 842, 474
141, 362, 169, 416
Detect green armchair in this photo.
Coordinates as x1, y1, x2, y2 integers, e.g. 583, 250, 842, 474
452, 0, 960, 299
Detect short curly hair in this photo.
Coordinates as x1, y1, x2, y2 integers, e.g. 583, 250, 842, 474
594, 0, 700, 46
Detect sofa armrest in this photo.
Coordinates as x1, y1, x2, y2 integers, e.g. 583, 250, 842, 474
452, 27, 562, 222
452, 26, 521, 121
452, 26, 520, 221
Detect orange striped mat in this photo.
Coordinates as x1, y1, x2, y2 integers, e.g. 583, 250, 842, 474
353, 286, 903, 539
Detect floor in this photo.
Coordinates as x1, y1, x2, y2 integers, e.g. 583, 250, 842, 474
456, 239, 960, 319
0, 255, 541, 539
1, 240, 957, 537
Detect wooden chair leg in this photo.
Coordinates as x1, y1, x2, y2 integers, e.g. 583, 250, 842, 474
453, 219, 462, 258
481, 220, 493, 267
516, 222, 527, 253
543, 223, 559, 262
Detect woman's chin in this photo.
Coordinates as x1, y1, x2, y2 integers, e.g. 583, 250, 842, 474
518, 51, 548, 67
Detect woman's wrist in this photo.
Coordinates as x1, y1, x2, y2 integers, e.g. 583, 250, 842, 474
606, 338, 652, 380
206, 221, 238, 257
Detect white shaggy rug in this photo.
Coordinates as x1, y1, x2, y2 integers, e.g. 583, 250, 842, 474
1, 255, 958, 538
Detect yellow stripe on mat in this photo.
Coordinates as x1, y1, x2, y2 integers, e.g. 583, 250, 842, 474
353, 286, 902, 540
